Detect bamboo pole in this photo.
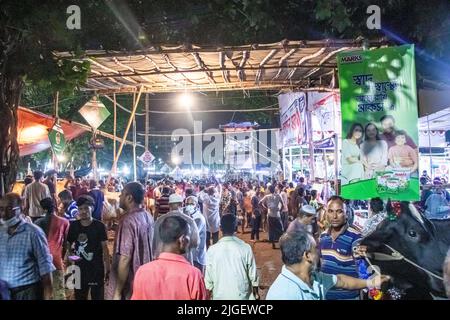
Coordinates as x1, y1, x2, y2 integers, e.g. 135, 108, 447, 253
53, 91, 60, 170
113, 93, 117, 175
90, 64, 337, 79
145, 93, 149, 150
307, 93, 315, 182
133, 93, 137, 181
56, 38, 386, 58
110, 86, 144, 175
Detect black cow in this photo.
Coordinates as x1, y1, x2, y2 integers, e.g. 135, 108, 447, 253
361, 201, 450, 299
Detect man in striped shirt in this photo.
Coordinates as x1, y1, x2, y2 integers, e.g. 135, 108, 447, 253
155, 187, 171, 219
319, 196, 361, 300
58, 190, 79, 221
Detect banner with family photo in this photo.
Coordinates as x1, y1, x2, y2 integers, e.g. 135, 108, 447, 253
337, 44, 419, 201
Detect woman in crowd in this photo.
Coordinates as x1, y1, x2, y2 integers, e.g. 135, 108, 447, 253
360, 122, 388, 179
341, 123, 365, 184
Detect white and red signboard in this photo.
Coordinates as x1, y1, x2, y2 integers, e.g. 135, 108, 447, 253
139, 150, 155, 165
278, 92, 308, 147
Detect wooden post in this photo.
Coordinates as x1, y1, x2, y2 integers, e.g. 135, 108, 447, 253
306, 94, 315, 182
110, 86, 144, 175
54, 91, 59, 120
53, 91, 60, 170
289, 146, 293, 181
92, 131, 98, 181
334, 133, 339, 191
133, 93, 137, 181
145, 93, 149, 151
113, 93, 117, 175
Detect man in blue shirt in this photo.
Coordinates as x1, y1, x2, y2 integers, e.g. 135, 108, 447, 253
0, 193, 55, 300
319, 195, 362, 300
266, 229, 389, 300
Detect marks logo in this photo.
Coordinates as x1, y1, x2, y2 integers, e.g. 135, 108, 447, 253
341, 54, 363, 64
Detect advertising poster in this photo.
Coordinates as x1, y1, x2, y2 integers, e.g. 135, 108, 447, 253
338, 45, 419, 200
278, 92, 307, 147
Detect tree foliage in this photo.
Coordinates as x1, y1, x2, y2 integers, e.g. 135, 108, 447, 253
2, 0, 449, 193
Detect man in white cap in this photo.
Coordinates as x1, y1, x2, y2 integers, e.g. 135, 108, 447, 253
286, 204, 317, 236
152, 193, 199, 265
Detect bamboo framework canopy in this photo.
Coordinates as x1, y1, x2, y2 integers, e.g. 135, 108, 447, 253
56, 39, 387, 94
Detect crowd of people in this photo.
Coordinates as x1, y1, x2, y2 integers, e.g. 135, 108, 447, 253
0, 169, 449, 300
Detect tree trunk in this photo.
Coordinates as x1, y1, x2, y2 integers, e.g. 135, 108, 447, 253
0, 77, 23, 196
0, 26, 24, 196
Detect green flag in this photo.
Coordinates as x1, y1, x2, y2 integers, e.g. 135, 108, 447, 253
338, 45, 419, 201
48, 123, 66, 159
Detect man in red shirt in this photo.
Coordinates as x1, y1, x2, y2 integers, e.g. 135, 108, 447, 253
35, 197, 70, 300
131, 215, 207, 300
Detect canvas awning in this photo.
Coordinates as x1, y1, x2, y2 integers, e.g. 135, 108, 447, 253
18, 107, 88, 156
18, 107, 142, 156
56, 38, 388, 94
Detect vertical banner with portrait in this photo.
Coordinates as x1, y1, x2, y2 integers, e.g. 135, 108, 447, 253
278, 92, 308, 147
337, 44, 419, 201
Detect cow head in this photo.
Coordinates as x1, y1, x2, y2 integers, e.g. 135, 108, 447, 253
361, 201, 448, 298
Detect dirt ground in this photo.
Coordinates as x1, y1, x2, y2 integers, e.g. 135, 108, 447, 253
106, 224, 282, 300
234, 228, 282, 300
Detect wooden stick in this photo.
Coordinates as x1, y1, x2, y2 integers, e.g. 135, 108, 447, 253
56, 38, 387, 58
110, 86, 144, 174
89, 63, 336, 79
113, 93, 117, 174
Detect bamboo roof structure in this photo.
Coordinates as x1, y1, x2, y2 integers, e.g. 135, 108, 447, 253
56, 38, 389, 94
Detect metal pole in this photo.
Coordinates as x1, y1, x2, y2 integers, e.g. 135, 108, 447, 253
110, 86, 144, 175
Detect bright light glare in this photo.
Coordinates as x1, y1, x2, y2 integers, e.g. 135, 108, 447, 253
56, 155, 66, 162
20, 126, 48, 142
123, 165, 130, 175
177, 93, 194, 109
172, 156, 180, 165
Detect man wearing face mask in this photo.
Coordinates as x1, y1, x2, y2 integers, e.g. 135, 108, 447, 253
184, 196, 207, 273
0, 193, 55, 300
131, 215, 207, 300
152, 194, 199, 266
200, 184, 222, 247
267, 229, 390, 300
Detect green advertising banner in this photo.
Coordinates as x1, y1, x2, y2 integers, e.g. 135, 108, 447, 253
48, 123, 66, 160
337, 44, 419, 201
